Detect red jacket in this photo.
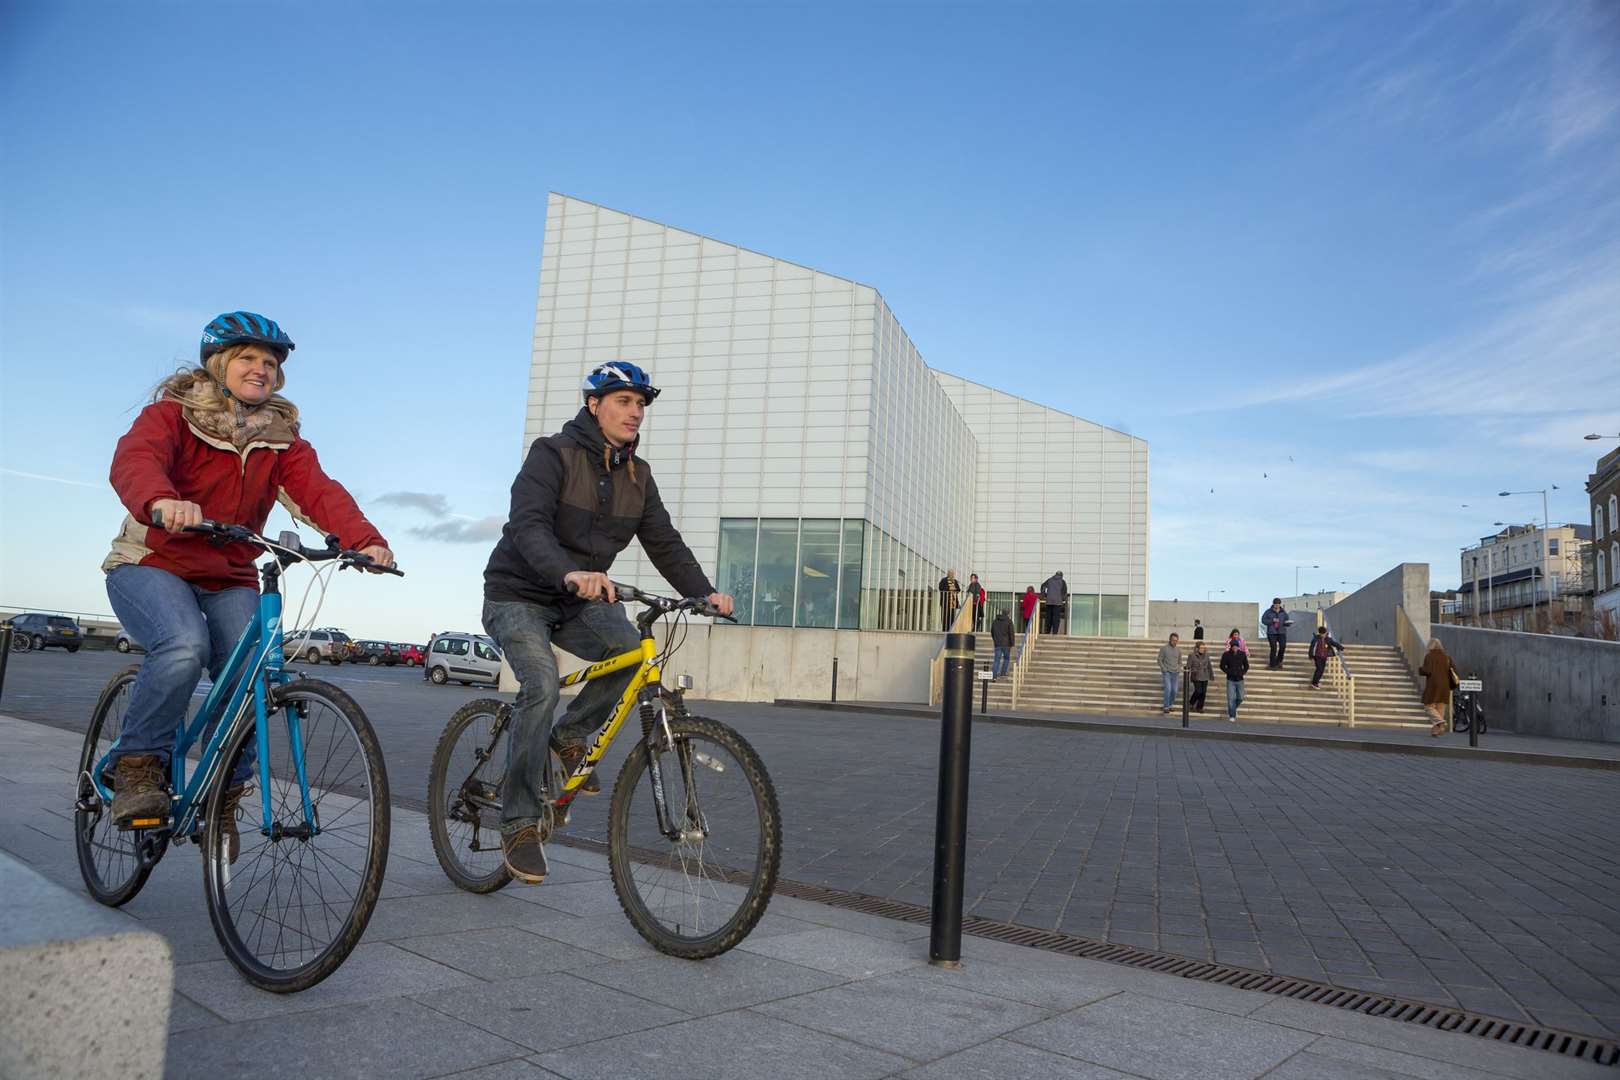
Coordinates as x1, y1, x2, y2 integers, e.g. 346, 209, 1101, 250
104, 400, 387, 591
1020, 590, 1038, 620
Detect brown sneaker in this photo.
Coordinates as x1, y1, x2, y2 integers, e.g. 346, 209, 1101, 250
111, 754, 170, 828
501, 826, 549, 884
554, 743, 601, 795
216, 784, 250, 865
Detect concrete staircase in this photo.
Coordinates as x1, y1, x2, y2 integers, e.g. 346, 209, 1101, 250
978, 635, 1434, 729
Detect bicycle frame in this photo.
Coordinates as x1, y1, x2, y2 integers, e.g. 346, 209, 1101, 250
91, 566, 310, 840
552, 635, 662, 809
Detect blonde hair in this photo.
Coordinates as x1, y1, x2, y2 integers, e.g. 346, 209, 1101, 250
152, 344, 298, 427
1427, 637, 1445, 652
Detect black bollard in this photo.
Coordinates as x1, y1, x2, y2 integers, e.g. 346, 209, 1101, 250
1467, 694, 1478, 748
980, 670, 989, 714
0, 626, 11, 705
930, 632, 974, 967
1181, 664, 1189, 728
831, 656, 838, 702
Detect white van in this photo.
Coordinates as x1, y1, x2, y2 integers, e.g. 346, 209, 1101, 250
424, 632, 502, 686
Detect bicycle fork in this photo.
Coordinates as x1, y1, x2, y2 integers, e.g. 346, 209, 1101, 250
639, 693, 709, 843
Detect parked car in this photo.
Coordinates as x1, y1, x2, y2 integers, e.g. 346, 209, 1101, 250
424, 631, 503, 686
283, 628, 355, 665
350, 640, 399, 666
115, 631, 144, 654
395, 643, 425, 667
4, 613, 83, 653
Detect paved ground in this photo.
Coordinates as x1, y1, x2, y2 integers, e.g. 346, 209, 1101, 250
3, 713, 1612, 1080
6, 648, 1620, 1043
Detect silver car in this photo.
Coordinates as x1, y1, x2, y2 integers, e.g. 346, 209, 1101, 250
424, 632, 502, 686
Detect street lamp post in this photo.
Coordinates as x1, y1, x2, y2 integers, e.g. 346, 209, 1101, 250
1294, 564, 1319, 596
1499, 489, 1551, 629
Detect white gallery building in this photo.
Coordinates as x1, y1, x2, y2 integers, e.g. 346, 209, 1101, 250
523, 195, 1148, 699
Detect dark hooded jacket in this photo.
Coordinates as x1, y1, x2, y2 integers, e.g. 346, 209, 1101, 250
483, 408, 714, 608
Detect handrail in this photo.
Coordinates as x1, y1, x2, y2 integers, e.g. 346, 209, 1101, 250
1394, 605, 1427, 696
928, 592, 979, 705
1009, 600, 1043, 707
1317, 610, 1357, 727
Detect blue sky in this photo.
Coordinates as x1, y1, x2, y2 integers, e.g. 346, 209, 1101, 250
3, 1, 1618, 640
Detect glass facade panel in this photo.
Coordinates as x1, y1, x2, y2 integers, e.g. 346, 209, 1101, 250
1070, 594, 1100, 637
754, 519, 799, 627
838, 520, 864, 629
796, 520, 840, 628
716, 519, 758, 626
1101, 594, 1129, 637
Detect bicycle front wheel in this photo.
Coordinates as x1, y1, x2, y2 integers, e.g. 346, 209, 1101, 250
427, 699, 511, 893
608, 713, 781, 959
202, 679, 390, 993
74, 666, 154, 906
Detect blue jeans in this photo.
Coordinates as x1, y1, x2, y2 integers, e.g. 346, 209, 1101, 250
482, 597, 643, 833
992, 646, 1010, 678
1161, 670, 1180, 710
1226, 679, 1245, 719
105, 565, 259, 783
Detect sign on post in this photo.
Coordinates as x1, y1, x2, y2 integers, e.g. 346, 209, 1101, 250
1457, 678, 1483, 693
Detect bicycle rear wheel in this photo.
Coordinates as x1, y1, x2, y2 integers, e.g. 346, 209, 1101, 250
202, 679, 389, 992
74, 666, 155, 906
427, 698, 512, 892
608, 712, 780, 959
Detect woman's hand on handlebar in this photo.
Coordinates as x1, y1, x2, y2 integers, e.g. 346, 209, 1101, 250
358, 545, 395, 571
149, 499, 204, 532
706, 592, 735, 618
564, 571, 617, 603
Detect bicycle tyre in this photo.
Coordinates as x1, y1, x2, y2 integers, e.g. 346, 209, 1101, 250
607, 713, 781, 959
202, 678, 390, 993
427, 698, 512, 893
74, 666, 155, 906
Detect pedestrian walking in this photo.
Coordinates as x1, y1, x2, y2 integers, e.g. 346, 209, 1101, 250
1220, 635, 1250, 721
1417, 637, 1458, 738
938, 569, 961, 632
1307, 625, 1343, 689
990, 609, 1014, 679
1040, 571, 1068, 635
1187, 641, 1212, 712
1228, 628, 1250, 656
1019, 586, 1038, 633
1262, 598, 1292, 668
1192, 618, 1204, 641
967, 573, 986, 630
1157, 633, 1182, 714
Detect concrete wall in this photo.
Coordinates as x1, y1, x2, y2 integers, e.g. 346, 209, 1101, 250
1148, 600, 1260, 643
1323, 563, 1430, 646
1433, 624, 1620, 743
515, 625, 943, 704
1, 854, 172, 1078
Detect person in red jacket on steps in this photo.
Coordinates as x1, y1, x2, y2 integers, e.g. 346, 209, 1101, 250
102, 311, 393, 845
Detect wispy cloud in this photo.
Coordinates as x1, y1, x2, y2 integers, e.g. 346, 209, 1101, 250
375, 491, 454, 516
0, 468, 100, 488
408, 516, 506, 544
374, 490, 505, 544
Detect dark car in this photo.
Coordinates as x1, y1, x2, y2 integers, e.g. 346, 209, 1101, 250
5, 613, 84, 653
395, 643, 425, 667
350, 639, 400, 666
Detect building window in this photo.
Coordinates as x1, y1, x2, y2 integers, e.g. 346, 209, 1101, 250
754, 519, 800, 628
1598, 504, 1608, 541
716, 517, 870, 630
837, 520, 863, 630
1070, 594, 1100, 636
1600, 550, 1609, 592
795, 520, 840, 629
1611, 495, 1618, 535
1101, 595, 1130, 637
717, 520, 759, 626
1549, 538, 1559, 555
1613, 542, 1619, 591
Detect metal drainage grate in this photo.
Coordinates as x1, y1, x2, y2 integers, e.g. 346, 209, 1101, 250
552, 836, 1620, 1072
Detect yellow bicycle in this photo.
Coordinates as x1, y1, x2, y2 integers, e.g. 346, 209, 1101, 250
426, 582, 781, 959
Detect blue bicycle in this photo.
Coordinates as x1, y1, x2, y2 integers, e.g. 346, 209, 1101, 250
74, 520, 401, 992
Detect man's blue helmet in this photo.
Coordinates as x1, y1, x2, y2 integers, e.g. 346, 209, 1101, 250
200, 311, 296, 362
581, 361, 660, 404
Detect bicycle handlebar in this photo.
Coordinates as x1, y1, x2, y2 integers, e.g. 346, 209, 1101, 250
565, 578, 737, 622
152, 511, 404, 576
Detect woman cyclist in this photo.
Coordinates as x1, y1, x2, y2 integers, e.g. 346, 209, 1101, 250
102, 311, 393, 858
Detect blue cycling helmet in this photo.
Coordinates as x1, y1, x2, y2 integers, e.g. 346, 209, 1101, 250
200, 311, 296, 362
581, 361, 660, 404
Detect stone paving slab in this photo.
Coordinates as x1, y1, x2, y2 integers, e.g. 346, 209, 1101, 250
3, 711, 1617, 1079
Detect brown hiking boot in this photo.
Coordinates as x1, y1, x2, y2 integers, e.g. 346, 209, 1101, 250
216, 784, 250, 865
554, 743, 600, 795
500, 825, 549, 884
111, 754, 170, 828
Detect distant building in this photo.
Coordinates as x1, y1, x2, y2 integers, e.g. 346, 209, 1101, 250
1280, 590, 1348, 615
1457, 522, 1593, 629
1589, 447, 1620, 628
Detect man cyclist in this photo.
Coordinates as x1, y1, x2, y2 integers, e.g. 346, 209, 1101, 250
482, 361, 734, 884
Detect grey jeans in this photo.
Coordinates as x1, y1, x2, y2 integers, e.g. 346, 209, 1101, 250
482, 597, 642, 833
